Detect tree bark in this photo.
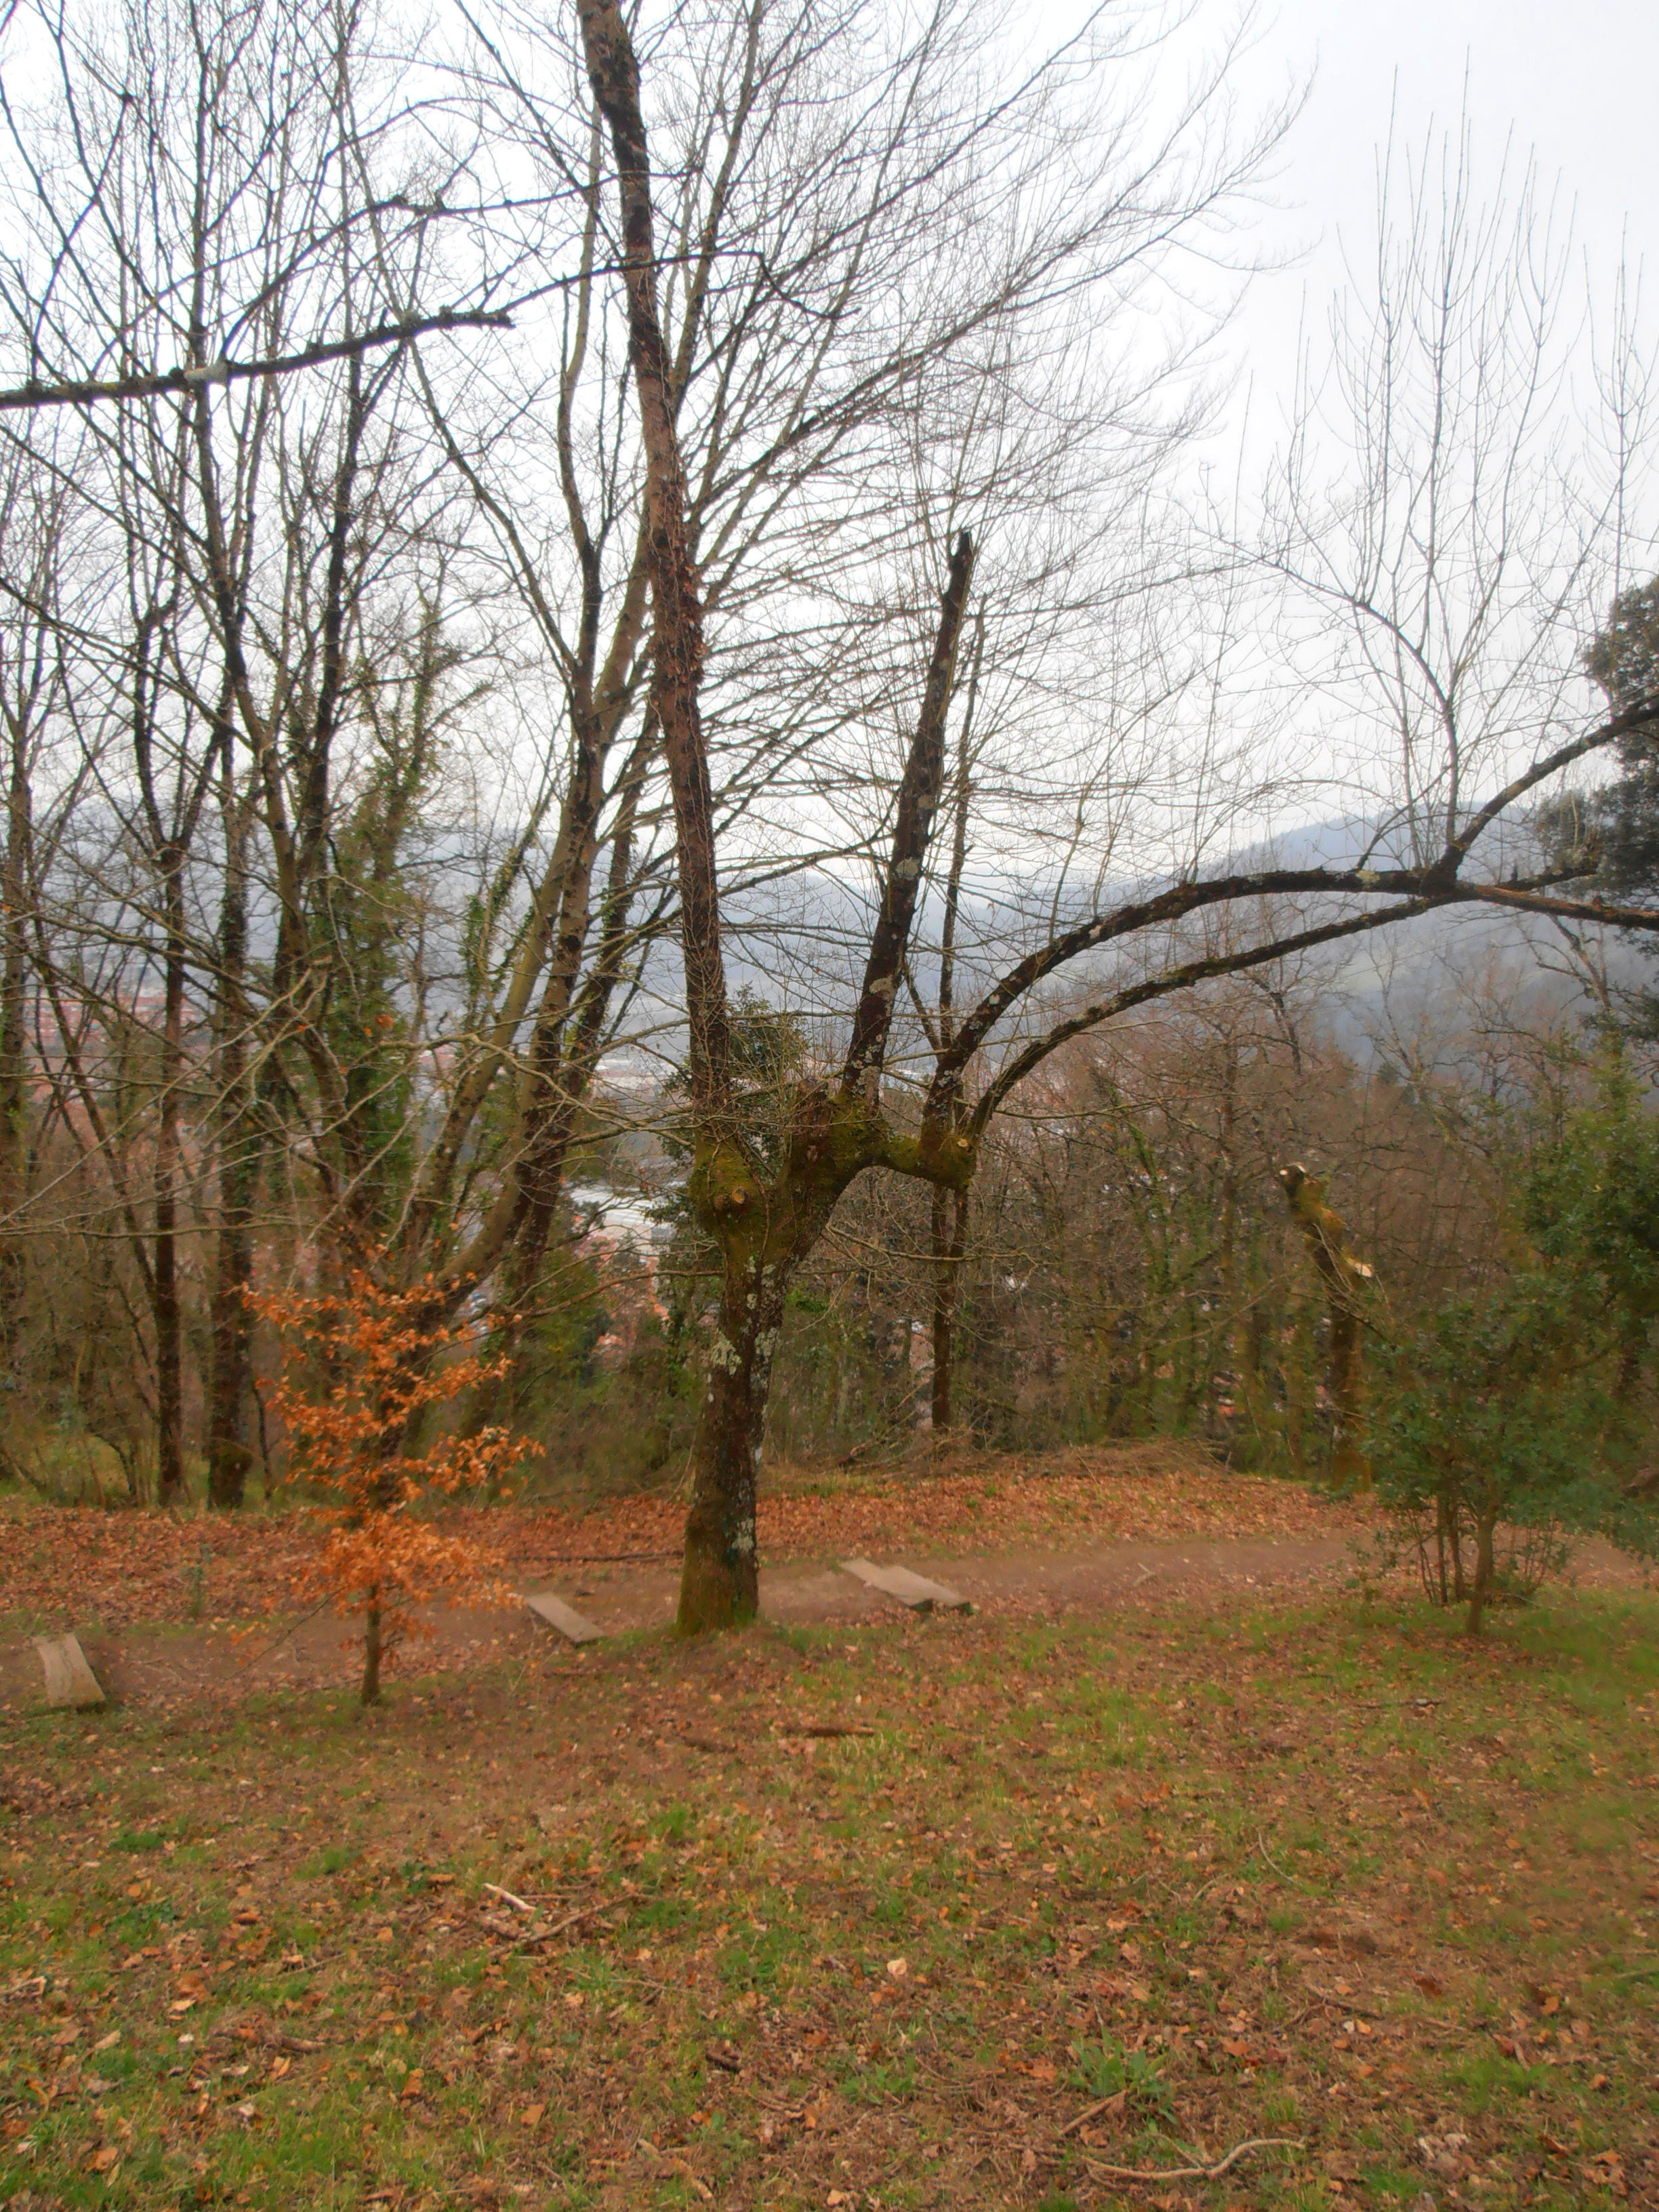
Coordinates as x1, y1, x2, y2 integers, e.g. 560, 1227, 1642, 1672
1466, 1509, 1496, 1635
579, 0, 730, 1126
1277, 1163, 1372, 1486
678, 1254, 787, 1631
0, 716, 32, 1368
930, 1185, 968, 1432
362, 1597, 384, 1704
207, 752, 258, 1508
153, 851, 188, 1507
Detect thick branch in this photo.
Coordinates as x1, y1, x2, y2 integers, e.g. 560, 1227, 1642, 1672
969, 893, 1460, 1134
0, 306, 512, 413
934, 704, 1659, 1111
841, 529, 976, 1098
1442, 701, 1659, 867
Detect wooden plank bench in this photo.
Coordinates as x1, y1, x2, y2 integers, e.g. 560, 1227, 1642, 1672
525, 1592, 605, 1645
33, 1633, 106, 1709
840, 1558, 972, 1614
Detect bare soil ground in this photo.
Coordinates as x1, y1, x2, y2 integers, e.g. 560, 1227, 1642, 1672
0, 1443, 1645, 1711
0, 1441, 1367, 1632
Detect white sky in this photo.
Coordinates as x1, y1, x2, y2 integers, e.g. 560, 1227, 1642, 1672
1221, 0, 1658, 433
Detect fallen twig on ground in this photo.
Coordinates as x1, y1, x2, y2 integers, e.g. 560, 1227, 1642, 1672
1060, 2088, 1126, 2137
526, 1900, 614, 1944
639, 2138, 713, 2201
481, 1882, 534, 1914
1305, 1982, 1388, 2017
1255, 1828, 1317, 1891
530, 1551, 680, 1564
1082, 2136, 1304, 2183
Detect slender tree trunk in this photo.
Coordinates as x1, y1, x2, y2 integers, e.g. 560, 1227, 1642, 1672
930, 1185, 968, 1431
0, 727, 31, 1368
207, 743, 260, 1507
363, 1596, 383, 1704
1284, 1300, 1312, 1475
926, 619, 979, 1422
154, 856, 188, 1507
1466, 1510, 1496, 1635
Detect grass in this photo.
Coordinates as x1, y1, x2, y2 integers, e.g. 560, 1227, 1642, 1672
2, 1588, 1657, 2208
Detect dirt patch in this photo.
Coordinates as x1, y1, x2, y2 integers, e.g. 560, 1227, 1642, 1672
1, 1434, 1646, 1711
0, 1440, 1380, 1635
0, 1533, 1367, 1713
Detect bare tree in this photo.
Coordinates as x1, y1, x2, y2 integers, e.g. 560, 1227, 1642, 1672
575, 0, 1659, 1629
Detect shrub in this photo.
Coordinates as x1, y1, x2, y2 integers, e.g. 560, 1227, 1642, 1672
1366, 1272, 1656, 1632
253, 1265, 531, 1702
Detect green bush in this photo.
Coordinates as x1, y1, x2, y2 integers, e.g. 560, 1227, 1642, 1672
1367, 1272, 1656, 1632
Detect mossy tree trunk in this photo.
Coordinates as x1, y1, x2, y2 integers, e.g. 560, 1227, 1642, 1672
1277, 1163, 1374, 1486
678, 1253, 786, 1631
675, 1090, 976, 1631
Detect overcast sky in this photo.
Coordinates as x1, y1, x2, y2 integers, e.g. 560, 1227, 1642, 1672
1220, 0, 1657, 434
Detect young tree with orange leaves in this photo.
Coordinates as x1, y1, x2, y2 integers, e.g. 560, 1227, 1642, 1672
255, 1271, 530, 1704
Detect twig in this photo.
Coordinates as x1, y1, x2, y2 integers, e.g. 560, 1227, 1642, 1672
531, 1900, 614, 1942
535, 1551, 680, 1564
1305, 1982, 1387, 2018
1059, 2089, 1125, 2137
235, 1599, 333, 1673
1082, 2135, 1304, 2183
777, 1722, 876, 1739
482, 1882, 535, 1914
638, 2139, 714, 2202
1254, 1829, 1317, 1892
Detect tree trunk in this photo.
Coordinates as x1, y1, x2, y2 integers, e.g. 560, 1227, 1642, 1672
930, 1185, 968, 1431
207, 762, 258, 1508
362, 1597, 384, 1704
1466, 1510, 1496, 1635
678, 1254, 786, 1632
153, 858, 187, 1507
581, 0, 977, 1631
207, 1137, 258, 1505
0, 724, 30, 1368
1325, 1305, 1364, 1481
1277, 1164, 1372, 1486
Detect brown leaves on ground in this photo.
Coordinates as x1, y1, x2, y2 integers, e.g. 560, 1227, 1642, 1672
5, 1589, 1652, 2211
0, 1439, 1377, 1631
503, 1439, 1378, 1580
